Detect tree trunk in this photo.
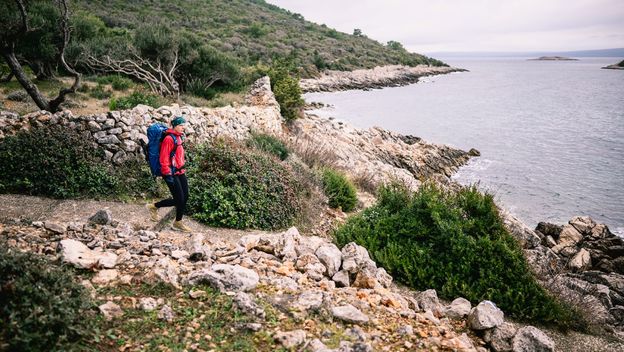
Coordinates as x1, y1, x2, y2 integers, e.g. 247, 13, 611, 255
1, 49, 50, 111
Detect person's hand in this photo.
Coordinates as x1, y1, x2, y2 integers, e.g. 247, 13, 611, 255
164, 175, 174, 184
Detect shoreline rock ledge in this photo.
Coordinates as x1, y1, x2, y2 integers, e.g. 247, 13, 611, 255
299, 64, 466, 93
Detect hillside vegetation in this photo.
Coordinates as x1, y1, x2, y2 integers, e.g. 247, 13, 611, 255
72, 0, 445, 76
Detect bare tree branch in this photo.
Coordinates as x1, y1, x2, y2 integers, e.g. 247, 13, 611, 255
85, 51, 180, 97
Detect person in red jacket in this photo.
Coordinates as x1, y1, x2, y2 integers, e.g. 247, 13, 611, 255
146, 116, 192, 232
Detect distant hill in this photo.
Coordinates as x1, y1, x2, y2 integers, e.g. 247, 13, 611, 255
428, 48, 624, 58
74, 0, 446, 76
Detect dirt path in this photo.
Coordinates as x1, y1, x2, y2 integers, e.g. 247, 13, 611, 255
0, 194, 266, 244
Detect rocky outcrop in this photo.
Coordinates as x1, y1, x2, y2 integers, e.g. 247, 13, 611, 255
299, 65, 466, 93
505, 213, 624, 328
290, 115, 473, 189
528, 56, 578, 61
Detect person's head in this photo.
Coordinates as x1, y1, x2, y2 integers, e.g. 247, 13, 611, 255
171, 116, 186, 133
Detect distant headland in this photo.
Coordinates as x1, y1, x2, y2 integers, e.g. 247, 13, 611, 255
529, 56, 578, 61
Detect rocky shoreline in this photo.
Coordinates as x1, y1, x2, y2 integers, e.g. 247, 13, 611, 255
299, 65, 467, 93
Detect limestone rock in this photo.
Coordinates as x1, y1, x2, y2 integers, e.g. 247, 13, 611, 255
186, 264, 259, 292
416, 289, 441, 314
295, 253, 326, 281
89, 209, 113, 225
99, 301, 123, 320
233, 292, 266, 319
152, 257, 180, 288
341, 242, 371, 273
558, 225, 583, 245
569, 248, 591, 271
511, 326, 554, 352
376, 267, 393, 288
186, 233, 210, 261
274, 330, 306, 349
294, 290, 324, 311
139, 297, 158, 312
44, 221, 65, 234
332, 304, 369, 324
91, 269, 119, 285
332, 270, 350, 287
158, 305, 174, 322
468, 301, 504, 330
483, 322, 516, 352
445, 297, 472, 320
569, 216, 596, 235
60, 239, 117, 269
315, 243, 342, 277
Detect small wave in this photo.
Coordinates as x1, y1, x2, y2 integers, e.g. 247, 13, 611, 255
614, 227, 624, 239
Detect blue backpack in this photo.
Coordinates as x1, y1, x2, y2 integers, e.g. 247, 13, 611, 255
145, 123, 178, 177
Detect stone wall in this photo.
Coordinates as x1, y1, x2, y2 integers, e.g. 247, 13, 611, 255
0, 77, 282, 165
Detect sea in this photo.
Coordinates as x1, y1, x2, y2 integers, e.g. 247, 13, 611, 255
305, 57, 624, 236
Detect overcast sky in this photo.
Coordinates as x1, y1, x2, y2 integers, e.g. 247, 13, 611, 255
266, 0, 624, 53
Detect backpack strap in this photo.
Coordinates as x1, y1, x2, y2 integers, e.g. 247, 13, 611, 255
165, 133, 179, 175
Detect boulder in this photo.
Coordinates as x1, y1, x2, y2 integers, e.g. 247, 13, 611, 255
152, 257, 180, 288
468, 301, 504, 330
294, 290, 324, 311
352, 262, 379, 289
569, 216, 596, 235
315, 243, 342, 277
296, 236, 327, 256
89, 209, 113, 225
590, 223, 611, 239
341, 242, 371, 273
186, 264, 259, 292
569, 248, 591, 271
535, 222, 563, 239
332, 304, 370, 324
44, 221, 65, 234
483, 322, 516, 352
512, 326, 554, 352
558, 225, 583, 245
186, 233, 210, 261
376, 268, 393, 288
277, 227, 300, 261
445, 297, 472, 320
416, 289, 441, 314
295, 253, 326, 281
332, 270, 350, 287
60, 239, 117, 269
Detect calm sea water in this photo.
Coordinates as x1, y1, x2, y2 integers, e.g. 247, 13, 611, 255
306, 57, 624, 235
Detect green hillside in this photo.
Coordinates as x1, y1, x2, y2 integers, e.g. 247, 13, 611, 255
73, 0, 445, 75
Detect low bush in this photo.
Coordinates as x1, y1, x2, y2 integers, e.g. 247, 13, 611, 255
247, 132, 289, 160
186, 139, 305, 230
95, 74, 133, 91
268, 60, 304, 121
0, 126, 158, 200
320, 168, 358, 212
7, 90, 29, 102
0, 245, 95, 351
334, 182, 585, 330
109, 91, 160, 110
89, 84, 112, 99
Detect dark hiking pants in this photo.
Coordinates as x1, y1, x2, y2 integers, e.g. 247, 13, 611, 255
155, 174, 189, 221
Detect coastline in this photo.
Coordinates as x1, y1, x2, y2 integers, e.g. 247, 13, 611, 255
300, 64, 467, 93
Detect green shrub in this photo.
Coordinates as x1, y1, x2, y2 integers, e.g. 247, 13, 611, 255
334, 183, 585, 330
186, 139, 304, 230
95, 75, 133, 90
109, 91, 160, 110
0, 245, 95, 351
268, 60, 304, 121
320, 168, 358, 212
247, 132, 289, 160
89, 84, 112, 99
185, 77, 218, 99
0, 126, 157, 200
0, 126, 118, 198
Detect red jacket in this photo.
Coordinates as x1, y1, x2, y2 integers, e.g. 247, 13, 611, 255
159, 129, 185, 176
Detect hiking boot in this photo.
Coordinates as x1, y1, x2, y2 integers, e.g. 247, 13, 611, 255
146, 203, 159, 222
172, 220, 192, 233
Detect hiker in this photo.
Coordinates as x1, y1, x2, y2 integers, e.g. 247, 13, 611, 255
146, 116, 191, 232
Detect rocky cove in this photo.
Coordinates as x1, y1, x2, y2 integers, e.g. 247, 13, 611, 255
1, 73, 623, 351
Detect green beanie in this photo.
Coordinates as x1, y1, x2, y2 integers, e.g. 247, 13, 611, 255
172, 116, 186, 127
